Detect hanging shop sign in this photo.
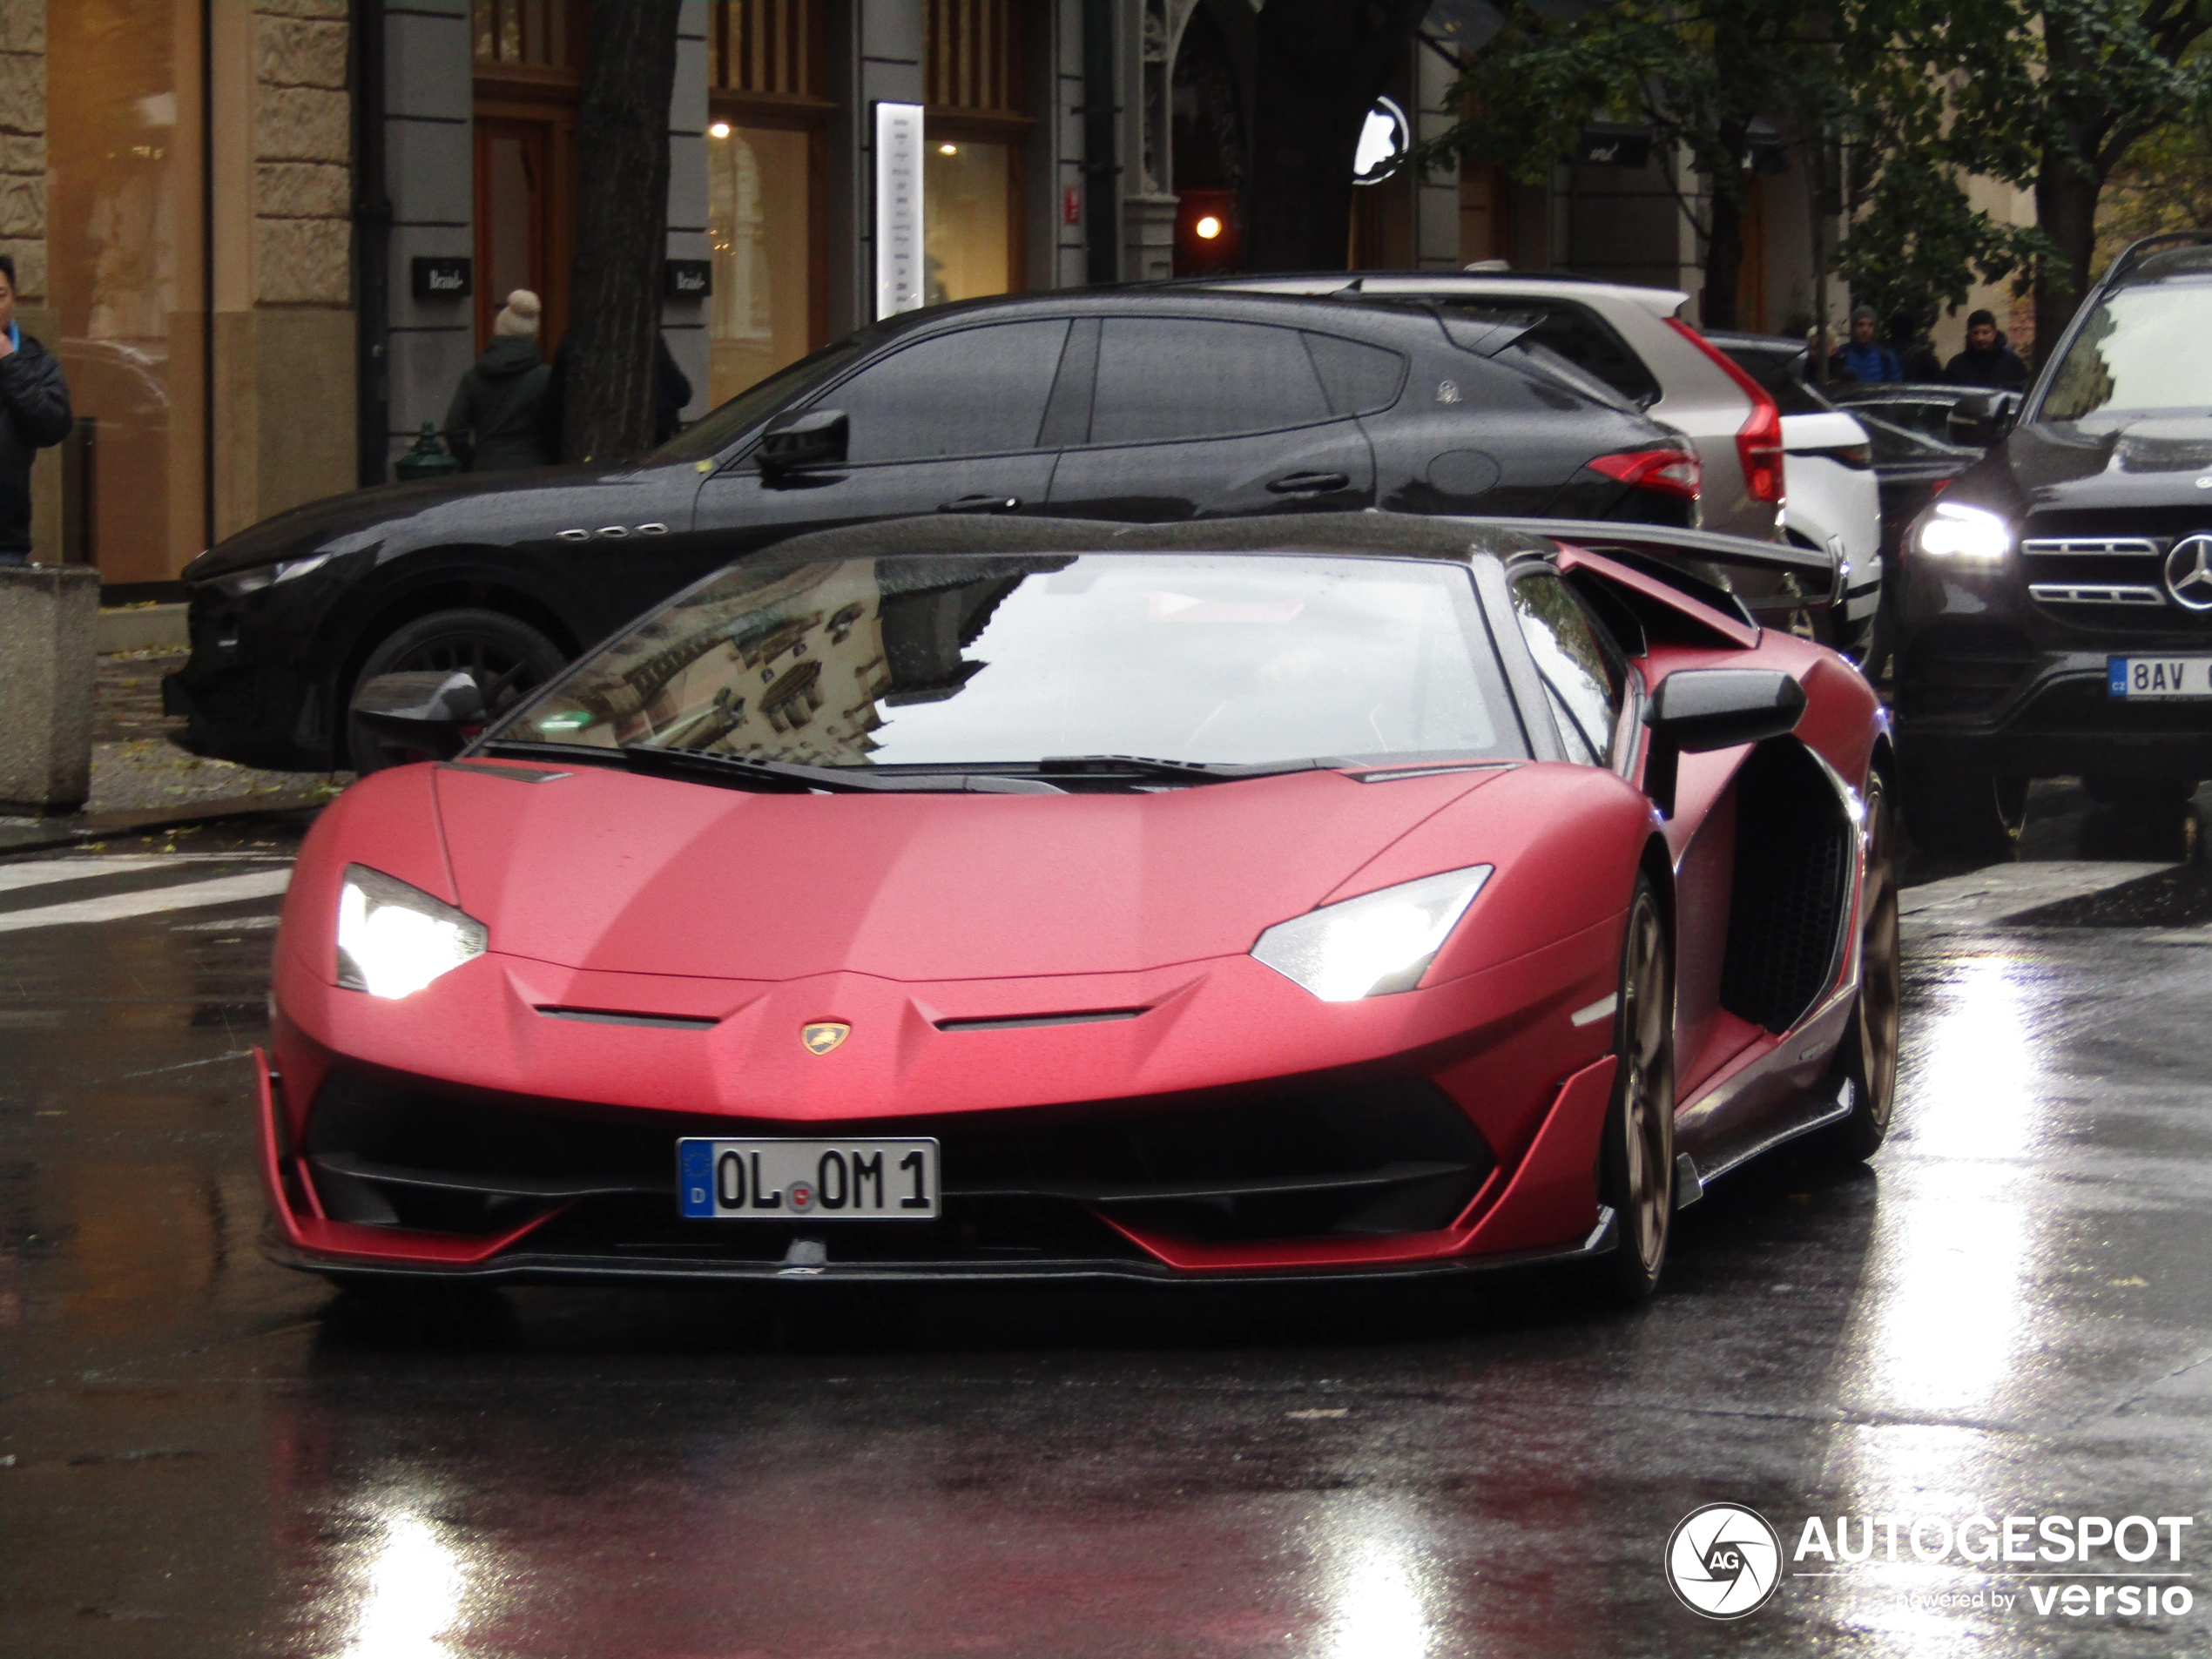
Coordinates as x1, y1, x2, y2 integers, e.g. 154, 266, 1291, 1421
874, 102, 925, 318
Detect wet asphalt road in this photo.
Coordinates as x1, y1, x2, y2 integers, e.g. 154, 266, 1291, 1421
4, 793, 2212, 1658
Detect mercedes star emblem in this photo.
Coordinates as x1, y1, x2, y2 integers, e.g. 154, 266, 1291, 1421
2165, 535, 2212, 610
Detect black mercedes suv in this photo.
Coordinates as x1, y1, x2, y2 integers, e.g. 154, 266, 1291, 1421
167, 289, 1702, 772
1894, 231, 2212, 854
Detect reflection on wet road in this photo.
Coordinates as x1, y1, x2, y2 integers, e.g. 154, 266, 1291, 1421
3, 808, 2209, 1657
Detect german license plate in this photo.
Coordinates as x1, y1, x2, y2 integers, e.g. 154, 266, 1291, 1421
2110, 657, 2212, 698
677, 1138, 939, 1219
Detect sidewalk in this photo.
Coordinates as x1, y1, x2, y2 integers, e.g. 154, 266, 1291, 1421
0, 647, 348, 853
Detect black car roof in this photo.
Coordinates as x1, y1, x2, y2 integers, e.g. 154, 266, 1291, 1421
749, 510, 1826, 603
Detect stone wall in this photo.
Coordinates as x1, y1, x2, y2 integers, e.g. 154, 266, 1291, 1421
0, 0, 41, 302
254, 0, 352, 306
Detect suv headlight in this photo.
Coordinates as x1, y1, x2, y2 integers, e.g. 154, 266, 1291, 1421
1912, 502, 2012, 562
1251, 866, 1492, 1001
335, 866, 488, 999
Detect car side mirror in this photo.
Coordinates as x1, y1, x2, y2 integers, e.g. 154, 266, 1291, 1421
350, 670, 487, 763
1641, 668, 1806, 818
1946, 391, 2019, 448
759, 408, 848, 476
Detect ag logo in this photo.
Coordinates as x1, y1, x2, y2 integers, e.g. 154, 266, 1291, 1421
2164, 535, 2212, 610
1664, 1503, 1783, 1620
800, 1022, 850, 1055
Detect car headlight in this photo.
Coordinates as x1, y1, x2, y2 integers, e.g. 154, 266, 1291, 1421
335, 865, 488, 999
1912, 502, 2012, 562
208, 550, 337, 600
1251, 866, 1493, 1001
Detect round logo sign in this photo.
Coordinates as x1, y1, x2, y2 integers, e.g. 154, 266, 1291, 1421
1664, 1503, 1783, 1620
1352, 96, 1410, 186
2164, 535, 2212, 610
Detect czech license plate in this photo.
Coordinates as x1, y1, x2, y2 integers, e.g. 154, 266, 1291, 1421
677, 1138, 939, 1219
2110, 657, 2212, 698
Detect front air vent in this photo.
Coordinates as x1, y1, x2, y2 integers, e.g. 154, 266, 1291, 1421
934, 1008, 1148, 1033
2021, 537, 2161, 557
2029, 583, 2166, 606
536, 1007, 720, 1029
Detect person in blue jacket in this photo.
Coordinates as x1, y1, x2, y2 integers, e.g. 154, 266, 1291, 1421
1831, 305, 1902, 382
1828, 306, 1902, 383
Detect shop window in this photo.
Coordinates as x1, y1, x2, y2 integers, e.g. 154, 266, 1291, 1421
46, 0, 206, 586
709, 1, 832, 404
474, 0, 584, 74
923, 0, 1028, 306
709, 126, 816, 402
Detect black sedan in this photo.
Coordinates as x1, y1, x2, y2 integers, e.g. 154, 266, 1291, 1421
167, 290, 1707, 772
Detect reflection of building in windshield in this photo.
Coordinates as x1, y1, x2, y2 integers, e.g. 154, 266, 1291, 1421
566, 557, 1053, 764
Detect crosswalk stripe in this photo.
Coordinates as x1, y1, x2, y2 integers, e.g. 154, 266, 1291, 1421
0, 855, 239, 894
0, 870, 293, 934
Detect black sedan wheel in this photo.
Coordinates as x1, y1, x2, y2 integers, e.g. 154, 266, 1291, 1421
1590, 876, 1676, 1305
347, 608, 569, 772
1824, 775, 1900, 1162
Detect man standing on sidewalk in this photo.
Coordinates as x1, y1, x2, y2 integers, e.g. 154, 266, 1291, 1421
0, 254, 71, 568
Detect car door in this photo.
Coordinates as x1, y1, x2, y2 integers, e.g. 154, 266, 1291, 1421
689, 317, 1073, 559
1043, 315, 1375, 520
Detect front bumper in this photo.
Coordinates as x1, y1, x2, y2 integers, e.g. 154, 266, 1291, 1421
1895, 547, 2212, 778
254, 920, 1629, 1285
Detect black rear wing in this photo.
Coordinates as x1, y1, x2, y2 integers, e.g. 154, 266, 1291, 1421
1474, 517, 1841, 621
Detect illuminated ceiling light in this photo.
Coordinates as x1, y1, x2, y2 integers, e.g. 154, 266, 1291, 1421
939, 143, 958, 155
708, 121, 731, 138
1194, 215, 1222, 240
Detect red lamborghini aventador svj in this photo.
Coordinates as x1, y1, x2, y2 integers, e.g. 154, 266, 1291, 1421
258, 514, 1897, 1302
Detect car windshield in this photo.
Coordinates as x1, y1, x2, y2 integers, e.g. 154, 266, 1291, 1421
495, 552, 1522, 772
2042, 283, 2212, 422
648, 337, 873, 464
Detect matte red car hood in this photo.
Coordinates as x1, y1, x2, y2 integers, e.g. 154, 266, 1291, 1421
434, 761, 1503, 982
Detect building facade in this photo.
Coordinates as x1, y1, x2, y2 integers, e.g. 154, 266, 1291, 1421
2, 0, 2027, 595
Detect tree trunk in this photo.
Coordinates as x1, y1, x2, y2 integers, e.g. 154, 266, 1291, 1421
2033, 151, 2101, 369
1244, 0, 1433, 271
1703, 178, 1745, 332
562, 1, 682, 463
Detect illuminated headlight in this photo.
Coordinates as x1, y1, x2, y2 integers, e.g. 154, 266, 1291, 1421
1912, 502, 2012, 562
335, 866, 488, 999
208, 550, 336, 600
1251, 866, 1492, 1001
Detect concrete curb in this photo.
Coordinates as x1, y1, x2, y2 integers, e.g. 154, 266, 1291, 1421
98, 603, 189, 655
0, 792, 330, 856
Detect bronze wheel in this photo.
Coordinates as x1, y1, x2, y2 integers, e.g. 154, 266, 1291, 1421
1592, 876, 1676, 1303
1828, 774, 1901, 1161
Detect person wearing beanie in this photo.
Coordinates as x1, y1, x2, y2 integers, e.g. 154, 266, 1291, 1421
1944, 308, 2030, 390
1886, 308, 1944, 381
1828, 305, 1902, 383
442, 289, 554, 471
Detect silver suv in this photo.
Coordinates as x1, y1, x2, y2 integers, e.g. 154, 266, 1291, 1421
1198, 273, 1785, 543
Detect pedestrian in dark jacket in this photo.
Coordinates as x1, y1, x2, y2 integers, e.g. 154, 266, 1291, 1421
1944, 308, 2030, 390
443, 289, 552, 471
1829, 306, 1903, 383
537, 331, 695, 462
0, 254, 73, 566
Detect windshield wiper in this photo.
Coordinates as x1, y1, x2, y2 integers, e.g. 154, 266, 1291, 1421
477, 739, 1063, 794
1035, 754, 1332, 784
